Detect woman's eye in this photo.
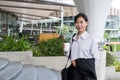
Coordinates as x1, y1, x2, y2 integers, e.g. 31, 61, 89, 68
76, 21, 84, 24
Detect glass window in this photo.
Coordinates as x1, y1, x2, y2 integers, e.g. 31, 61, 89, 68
12, 17, 17, 26
8, 14, 12, 25
0, 12, 1, 33
1, 12, 7, 25
0, 12, 2, 35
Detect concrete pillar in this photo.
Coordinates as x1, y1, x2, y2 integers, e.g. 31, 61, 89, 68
19, 22, 23, 33
96, 50, 106, 80
73, 0, 113, 41
73, 0, 113, 80
59, 7, 64, 36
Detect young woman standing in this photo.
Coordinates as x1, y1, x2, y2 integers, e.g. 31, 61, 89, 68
68, 13, 100, 80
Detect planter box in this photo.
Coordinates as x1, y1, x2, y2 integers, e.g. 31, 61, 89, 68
33, 56, 68, 70
0, 51, 33, 64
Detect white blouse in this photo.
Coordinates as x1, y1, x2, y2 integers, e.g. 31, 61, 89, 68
69, 31, 100, 63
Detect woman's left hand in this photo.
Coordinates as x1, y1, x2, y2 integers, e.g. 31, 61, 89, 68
71, 60, 77, 67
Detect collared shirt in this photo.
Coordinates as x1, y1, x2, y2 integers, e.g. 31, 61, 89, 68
70, 31, 100, 63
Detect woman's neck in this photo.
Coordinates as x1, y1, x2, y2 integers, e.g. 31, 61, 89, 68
77, 31, 86, 36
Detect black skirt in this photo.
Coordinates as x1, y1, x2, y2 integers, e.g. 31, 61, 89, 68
69, 58, 97, 80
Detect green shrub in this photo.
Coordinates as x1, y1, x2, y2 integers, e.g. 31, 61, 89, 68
0, 36, 16, 51
106, 51, 116, 66
32, 46, 42, 56
113, 57, 120, 72
0, 35, 31, 51
15, 37, 31, 51
114, 60, 120, 72
33, 38, 64, 56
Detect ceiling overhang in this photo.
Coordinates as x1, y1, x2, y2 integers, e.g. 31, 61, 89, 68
0, 0, 75, 7
0, 0, 75, 22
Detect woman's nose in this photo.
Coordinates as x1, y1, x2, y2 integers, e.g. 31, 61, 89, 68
78, 23, 82, 26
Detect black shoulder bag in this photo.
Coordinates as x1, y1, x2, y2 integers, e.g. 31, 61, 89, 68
61, 33, 76, 80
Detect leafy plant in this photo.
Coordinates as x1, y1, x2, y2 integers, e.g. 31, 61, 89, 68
0, 35, 31, 51
0, 36, 16, 51
113, 56, 120, 72
33, 38, 64, 56
106, 51, 116, 66
102, 45, 109, 51
15, 37, 31, 51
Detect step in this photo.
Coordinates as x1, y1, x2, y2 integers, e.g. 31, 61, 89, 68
0, 62, 22, 80
51, 69, 61, 80
36, 66, 57, 80
0, 58, 8, 71
15, 65, 37, 80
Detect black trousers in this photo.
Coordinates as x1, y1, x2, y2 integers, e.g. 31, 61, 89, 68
68, 58, 97, 80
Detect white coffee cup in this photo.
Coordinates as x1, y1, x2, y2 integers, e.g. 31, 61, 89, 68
63, 42, 70, 52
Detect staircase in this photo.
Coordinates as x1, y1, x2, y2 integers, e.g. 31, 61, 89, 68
0, 58, 61, 80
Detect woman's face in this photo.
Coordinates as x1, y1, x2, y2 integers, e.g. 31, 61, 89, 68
75, 16, 88, 33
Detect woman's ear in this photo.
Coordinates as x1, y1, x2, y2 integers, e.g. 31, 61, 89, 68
87, 21, 89, 26
86, 21, 89, 31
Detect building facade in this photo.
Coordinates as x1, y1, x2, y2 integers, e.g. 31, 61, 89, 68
105, 7, 120, 39
0, 9, 18, 37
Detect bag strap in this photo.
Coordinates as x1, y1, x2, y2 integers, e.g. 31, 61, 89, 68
64, 33, 76, 68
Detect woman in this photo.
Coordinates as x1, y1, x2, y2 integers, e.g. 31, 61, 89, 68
68, 13, 100, 80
